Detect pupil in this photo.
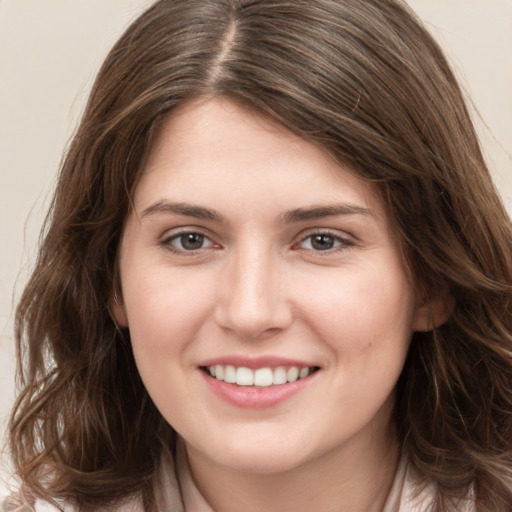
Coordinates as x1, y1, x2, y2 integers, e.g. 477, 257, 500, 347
312, 235, 334, 250
182, 233, 204, 250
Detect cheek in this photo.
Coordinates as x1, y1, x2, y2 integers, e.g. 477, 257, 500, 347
297, 263, 415, 357
122, 270, 216, 415
123, 267, 216, 357
301, 265, 414, 421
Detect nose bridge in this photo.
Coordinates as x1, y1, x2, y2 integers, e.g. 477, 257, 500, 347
215, 241, 290, 338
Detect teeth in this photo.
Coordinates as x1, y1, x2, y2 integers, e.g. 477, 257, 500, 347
299, 367, 309, 379
272, 366, 287, 385
236, 367, 254, 386
205, 365, 315, 387
287, 366, 299, 382
254, 367, 273, 387
224, 365, 236, 384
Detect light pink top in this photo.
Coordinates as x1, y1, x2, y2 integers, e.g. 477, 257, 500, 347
171, 442, 475, 512
2, 446, 475, 511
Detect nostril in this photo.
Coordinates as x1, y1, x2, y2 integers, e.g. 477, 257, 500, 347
214, 295, 293, 340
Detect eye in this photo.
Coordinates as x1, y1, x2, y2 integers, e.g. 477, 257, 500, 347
163, 231, 215, 252
297, 231, 354, 252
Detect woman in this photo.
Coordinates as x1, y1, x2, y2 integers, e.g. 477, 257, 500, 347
4, 0, 512, 510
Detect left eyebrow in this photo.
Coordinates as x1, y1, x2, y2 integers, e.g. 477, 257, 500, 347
141, 201, 226, 223
281, 203, 373, 224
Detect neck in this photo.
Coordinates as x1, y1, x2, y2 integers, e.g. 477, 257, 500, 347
184, 410, 400, 512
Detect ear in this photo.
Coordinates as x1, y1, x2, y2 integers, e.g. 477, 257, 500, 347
111, 292, 129, 328
412, 289, 454, 332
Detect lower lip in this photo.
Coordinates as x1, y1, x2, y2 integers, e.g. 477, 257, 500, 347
201, 370, 316, 409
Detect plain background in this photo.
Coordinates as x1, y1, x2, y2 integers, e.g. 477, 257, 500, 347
1, 0, 511, 476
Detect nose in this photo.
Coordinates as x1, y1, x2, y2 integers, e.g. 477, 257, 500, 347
214, 247, 293, 340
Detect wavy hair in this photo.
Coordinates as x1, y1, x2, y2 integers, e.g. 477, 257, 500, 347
8, 0, 512, 510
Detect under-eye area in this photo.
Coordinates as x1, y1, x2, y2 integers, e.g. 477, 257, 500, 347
201, 365, 321, 387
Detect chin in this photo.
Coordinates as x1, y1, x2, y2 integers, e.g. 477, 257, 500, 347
216, 450, 308, 475
188, 430, 312, 475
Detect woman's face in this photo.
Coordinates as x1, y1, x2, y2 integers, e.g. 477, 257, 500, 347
114, 98, 433, 474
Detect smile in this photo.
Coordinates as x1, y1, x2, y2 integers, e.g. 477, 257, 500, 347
204, 365, 318, 387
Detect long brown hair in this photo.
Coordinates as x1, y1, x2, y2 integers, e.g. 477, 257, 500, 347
8, 0, 512, 510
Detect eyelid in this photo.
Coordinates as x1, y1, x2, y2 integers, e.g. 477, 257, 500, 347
159, 227, 220, 253
293, 228, 356, 253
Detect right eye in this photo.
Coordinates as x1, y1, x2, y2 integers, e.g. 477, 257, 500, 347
162, 231, 215, 252
299, 233, 342, 251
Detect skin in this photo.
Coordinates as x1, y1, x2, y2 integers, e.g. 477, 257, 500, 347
113, 98, 445, 512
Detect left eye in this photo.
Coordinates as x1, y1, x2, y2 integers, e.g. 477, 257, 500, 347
166, 232, 214, 251
299, 233, 347, 251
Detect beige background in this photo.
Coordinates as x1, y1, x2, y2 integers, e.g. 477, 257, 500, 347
1, 0, 511, 473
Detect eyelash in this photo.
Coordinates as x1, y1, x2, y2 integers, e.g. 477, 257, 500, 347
295, 230, 355, 254
160, 230, 217, 254
160, 229, 355, 255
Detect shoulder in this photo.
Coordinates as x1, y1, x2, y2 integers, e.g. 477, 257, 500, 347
0, 494, 143, 512
0, 495, 66, 512
0, 480, 143, 512
384, 455, 477, 512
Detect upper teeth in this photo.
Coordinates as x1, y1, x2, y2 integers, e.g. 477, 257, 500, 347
207, 365, 313, 387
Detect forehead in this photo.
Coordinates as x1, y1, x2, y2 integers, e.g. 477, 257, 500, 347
136, 98, 385, 217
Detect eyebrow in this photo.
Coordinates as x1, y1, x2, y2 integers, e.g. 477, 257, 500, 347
141, 201, 226, 223
141, 200, 372, 224
281, 204, 373, 223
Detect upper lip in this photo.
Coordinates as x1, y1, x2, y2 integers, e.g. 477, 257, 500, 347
199, 356, 318, 370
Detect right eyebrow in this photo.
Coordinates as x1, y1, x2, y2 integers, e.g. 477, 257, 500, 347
281, 203, 373, 224
141, 201, 226, 223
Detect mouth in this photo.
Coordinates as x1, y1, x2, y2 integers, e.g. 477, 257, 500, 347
201, 365, 320, 388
